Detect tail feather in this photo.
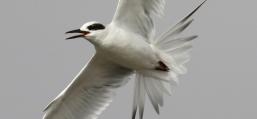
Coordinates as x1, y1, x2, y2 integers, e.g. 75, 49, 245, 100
132, 72, 175, 119
138, 78, 146, 119
132, 1, 206, 119
144, 78, 161, 114
132, 74, 146, 119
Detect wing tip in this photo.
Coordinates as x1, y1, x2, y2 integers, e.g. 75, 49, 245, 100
181, 0, 207, 23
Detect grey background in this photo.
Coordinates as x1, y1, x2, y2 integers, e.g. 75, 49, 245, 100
0, 0, 256, 119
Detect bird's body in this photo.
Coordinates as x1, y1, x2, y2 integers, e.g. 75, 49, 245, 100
43, 0, 206, 119
97, 23, 160, 70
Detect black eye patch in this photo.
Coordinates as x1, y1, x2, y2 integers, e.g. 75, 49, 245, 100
87, 23, 105, 30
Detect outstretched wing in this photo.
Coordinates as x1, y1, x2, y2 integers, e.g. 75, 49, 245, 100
43, 53, 132, 119
111, 0, 165, 41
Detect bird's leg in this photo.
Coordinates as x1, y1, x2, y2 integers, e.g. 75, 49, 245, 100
155, 61, 170, 71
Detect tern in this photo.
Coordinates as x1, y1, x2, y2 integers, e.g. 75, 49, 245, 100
43, 0, 206, 119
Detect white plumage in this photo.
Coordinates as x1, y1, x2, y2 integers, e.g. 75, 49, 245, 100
43, 0, 206, 119
43, 54, 132, 119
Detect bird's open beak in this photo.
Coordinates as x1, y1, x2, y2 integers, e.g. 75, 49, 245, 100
65, 29, 90, 40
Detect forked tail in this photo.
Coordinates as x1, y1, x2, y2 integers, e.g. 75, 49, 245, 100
132, 1, 206, 119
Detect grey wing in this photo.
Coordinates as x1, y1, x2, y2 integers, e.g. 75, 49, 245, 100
43, 53, 132, 119
111, 0, 166, 41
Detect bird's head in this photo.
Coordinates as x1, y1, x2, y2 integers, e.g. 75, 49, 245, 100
66, 21, 106, 42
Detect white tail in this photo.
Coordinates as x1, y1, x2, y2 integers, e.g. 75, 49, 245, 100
132, 1, 206, 119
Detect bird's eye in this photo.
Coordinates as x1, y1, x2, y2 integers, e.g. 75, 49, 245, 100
87, 23, 105, 31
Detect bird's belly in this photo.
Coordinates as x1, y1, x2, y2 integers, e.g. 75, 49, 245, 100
115, 52, 155, 70
100, 43, 159, 70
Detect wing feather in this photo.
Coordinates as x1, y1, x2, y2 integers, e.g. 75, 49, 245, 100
112, 0, 165, 40
43, 53, 132, 119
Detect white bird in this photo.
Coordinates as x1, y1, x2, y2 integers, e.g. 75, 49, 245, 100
43, 0, 206, 119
